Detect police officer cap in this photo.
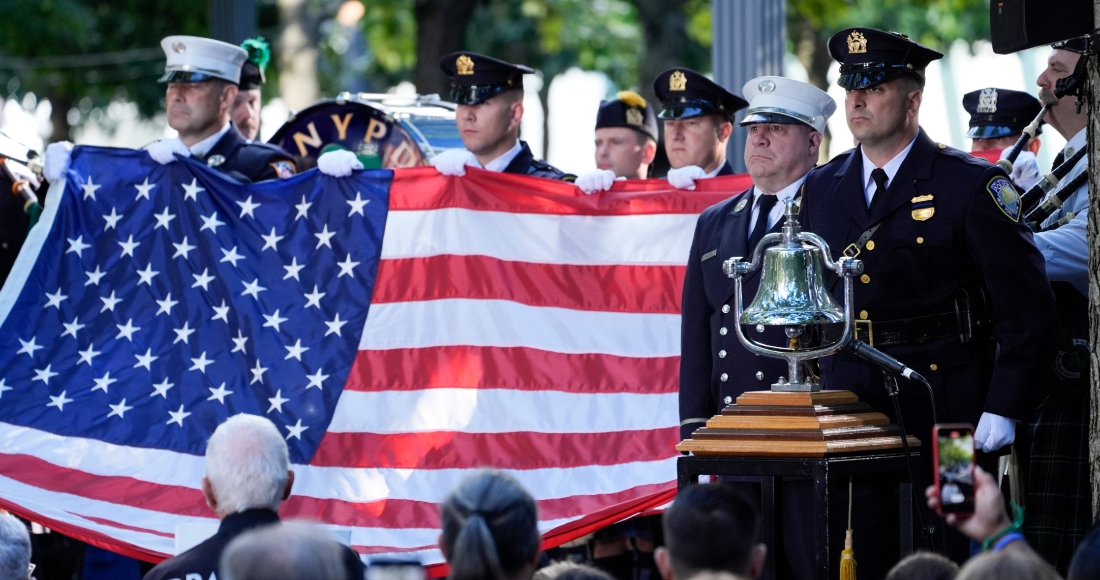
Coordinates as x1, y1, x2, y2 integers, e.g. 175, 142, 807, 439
439, 52, 536, 106
595, 91, 659, 141
828, 28, 943, 91
739, 76, 836, 133
962, 88, 1042, 139
159, 35, 248, 84
238, 37, 271, 90
653, 68, 748, 122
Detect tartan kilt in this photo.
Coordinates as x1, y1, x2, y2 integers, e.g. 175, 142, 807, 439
1025, 390, 1092, 574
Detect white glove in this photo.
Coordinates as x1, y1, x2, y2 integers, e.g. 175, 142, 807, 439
317, 150, 364, 177
147, 138, 191, 165
575, 169, 619, 194
431, 148, 479, 176
974, 412, 1016, 452
43, 141, 74, 183
1005, 150, 1041, 191
667, 165, 707, 190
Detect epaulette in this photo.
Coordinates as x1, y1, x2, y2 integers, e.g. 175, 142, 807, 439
933, 142, 991, 168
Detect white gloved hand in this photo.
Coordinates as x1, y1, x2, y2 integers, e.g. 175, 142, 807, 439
431, 148, 479, 176
317, 150, 364, 177
974, 412, 1016, 452
147, 138, 191, 165
43, 141, 74, 183
667, 165, 707, 190
1007, 150, 1041, 191
576, 169, 618, 194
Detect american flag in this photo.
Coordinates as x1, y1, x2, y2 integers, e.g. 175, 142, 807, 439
0, 146, 749, 570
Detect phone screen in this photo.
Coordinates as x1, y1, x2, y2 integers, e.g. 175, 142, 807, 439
936, 426, 976, 514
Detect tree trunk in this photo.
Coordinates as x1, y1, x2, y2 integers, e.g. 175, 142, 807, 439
1089, 0, 1100, 520
631, 0, 693, 111
277, 0, 320, 112
48, 92, 73, 144
793, 17, 834, 162
413, 0, 482, 98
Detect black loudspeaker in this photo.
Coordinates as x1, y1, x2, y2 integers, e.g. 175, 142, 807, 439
991, 0, 1095, 54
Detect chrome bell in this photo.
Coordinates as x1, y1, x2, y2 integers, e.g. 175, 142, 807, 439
740, 245, 845, 326
723, 199, 863, 392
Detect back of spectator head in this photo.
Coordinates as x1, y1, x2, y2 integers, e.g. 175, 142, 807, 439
439, 470, 541, 580
0, 512, 31, 580
203, 414, 293, 518
655, 483, 765, 580
220, 522, 350, 580
534, 561, 614, 580
885, 551, 959, 580
1069, 523, 1100, 580
955, 550, 1060, 580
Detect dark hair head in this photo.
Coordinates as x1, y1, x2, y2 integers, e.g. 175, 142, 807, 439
534, 561, 614, 580
441, 470, 540, 580
662, 483, 760, 578
886, 551, 959, 580
1069, 522, 1100, 580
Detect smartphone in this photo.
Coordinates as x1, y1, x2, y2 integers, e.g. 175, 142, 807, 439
932, 423, 976, 516
366, 558, 427, 580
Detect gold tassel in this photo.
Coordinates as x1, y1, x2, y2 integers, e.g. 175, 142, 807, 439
840, 477, 856, 580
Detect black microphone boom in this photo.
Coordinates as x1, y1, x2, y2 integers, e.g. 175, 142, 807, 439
847, 340, 927, 383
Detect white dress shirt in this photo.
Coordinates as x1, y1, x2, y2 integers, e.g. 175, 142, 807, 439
479, 140, 523, 173
861, 136, 917, 207
189, 122, 232, 157
1034, 127, 1089, 295
749, 174, 807, 236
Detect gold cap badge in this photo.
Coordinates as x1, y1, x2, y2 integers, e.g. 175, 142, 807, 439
670, 71, 687, 91
625, 108, 644, 126
456, 54, 475, 75
846, 31, 868, 54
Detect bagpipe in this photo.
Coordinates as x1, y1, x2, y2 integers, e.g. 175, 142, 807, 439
268, 92, 463, 170
0, 131, 42, 225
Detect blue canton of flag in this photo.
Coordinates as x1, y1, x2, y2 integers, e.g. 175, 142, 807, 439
0, 147, 389, 463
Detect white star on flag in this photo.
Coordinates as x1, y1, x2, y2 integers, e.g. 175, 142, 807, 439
134, 177, 155, 200
182, 178, 204, 201
81, 176, 100, 200
47, 391, 74, 411
347, 192, 370, 216
66, 236, 91, 257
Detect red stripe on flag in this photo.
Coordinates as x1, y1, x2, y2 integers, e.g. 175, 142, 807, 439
372, 256, 685, 313
72, 514, 175, 538
345, 346, 678, 394
312, 428, 680, 469
389, 167, 748, 215
282, 481, 674, 528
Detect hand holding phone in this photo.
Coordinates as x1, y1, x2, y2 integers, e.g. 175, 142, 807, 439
932, 423, 976, 516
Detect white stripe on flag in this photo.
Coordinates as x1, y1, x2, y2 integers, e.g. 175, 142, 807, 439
327, 388, 678, 433
359, 298, 680, 356
380, 208, 698, 265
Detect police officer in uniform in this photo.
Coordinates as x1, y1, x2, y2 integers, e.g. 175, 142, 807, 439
574, 91, 659, 193
800, 28, 1055, 573
653, 68, 747, 190
231, 37, 270, 142
962, 87, 1043, 190
432, 52, 574, 181
147, 35, 296, 183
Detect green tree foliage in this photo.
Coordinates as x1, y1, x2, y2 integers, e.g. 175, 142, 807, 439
0, 0, 209, 140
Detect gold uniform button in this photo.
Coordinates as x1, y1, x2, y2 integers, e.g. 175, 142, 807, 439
930, 363, 938, 371
865, 240, 875, 250
859, 310, 869, 320
916, 237, 924, 244
860, 274, 871, 284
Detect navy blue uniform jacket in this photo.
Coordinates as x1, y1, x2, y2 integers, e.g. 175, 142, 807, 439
503, 141, 576, 182
203, 126, 296, 184
679, 185, 792, 440
800, 129, 1054, 434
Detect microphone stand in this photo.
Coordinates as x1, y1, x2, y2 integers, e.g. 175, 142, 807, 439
881, 371, 938, 554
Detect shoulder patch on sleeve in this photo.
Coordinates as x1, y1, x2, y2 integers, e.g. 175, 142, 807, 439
986, 175, 1021, 222
270, 160, 296, 179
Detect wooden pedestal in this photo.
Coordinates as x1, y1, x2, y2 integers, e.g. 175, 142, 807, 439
676, 390, 921, 457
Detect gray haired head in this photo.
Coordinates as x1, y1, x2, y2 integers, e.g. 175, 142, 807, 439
0, 512, 30, 580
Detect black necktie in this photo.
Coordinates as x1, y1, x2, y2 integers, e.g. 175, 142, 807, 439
747, 194, 778, 253
1053, 150, 1066, 170
869, 168, 888, 213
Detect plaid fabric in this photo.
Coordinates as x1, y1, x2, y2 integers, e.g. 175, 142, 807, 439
1026, 391, 1092, 574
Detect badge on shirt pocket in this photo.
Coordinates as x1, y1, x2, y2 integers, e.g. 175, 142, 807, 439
911, 194, 934, 221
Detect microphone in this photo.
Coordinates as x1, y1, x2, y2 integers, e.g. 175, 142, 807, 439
847, 340, 927, 383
